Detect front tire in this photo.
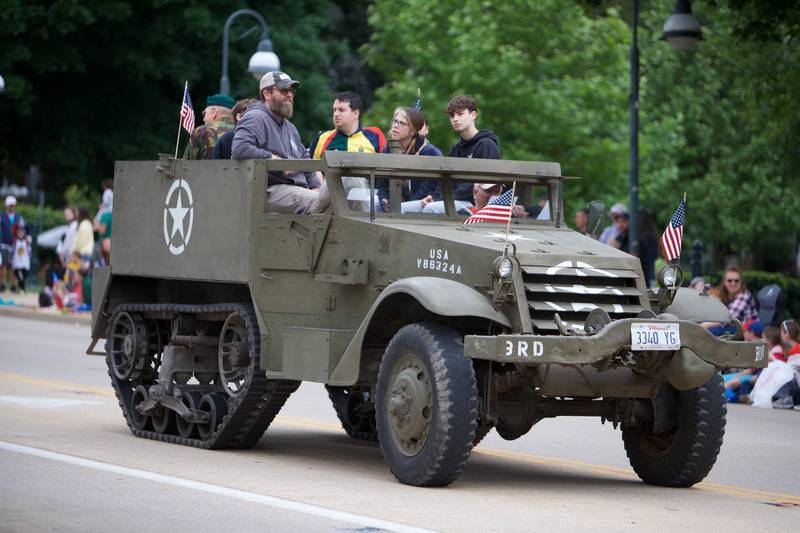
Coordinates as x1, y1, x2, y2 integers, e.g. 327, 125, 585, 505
376, 322, 478, 487
622, 372, 726, 487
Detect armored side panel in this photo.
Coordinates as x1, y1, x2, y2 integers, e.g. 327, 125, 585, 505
112, 159, 261, 283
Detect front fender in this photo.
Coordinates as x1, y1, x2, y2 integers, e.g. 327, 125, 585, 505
328, 276, 511, 385
666, 287, 731, 323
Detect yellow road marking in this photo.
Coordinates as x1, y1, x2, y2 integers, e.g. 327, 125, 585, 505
2, 371, 799, 505
0, 372, 114, 397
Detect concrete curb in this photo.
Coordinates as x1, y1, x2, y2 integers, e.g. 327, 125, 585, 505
0, 306, 92, 326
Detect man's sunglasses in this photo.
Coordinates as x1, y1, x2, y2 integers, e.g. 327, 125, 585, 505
271, 86, 296, 95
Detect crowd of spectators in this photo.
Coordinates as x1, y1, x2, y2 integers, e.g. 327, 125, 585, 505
684, 267, 799, 409
38, 181, 113, 312
586, 204, 800, 409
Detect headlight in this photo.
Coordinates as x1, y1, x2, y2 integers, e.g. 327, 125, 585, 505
494, 256, 514, 279
658, 264, 683, 289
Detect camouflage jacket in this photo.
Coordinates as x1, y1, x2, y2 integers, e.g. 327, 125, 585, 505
184, 119, 234, 160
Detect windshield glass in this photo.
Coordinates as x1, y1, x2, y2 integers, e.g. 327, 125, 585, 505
333, 173, 554, 223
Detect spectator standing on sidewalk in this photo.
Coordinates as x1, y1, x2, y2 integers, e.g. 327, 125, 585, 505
57, 207, 78, 268
12, 224, 31, 292
1, 196, 25, 292
600, 203, 627, 244
70, 206, 94, 263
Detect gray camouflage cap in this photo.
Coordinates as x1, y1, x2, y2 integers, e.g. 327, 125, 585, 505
259, 71, 300, 91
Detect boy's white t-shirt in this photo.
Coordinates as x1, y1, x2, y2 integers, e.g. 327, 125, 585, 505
12, 239, 30, 270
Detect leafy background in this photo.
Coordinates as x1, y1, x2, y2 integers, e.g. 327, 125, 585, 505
0, 0, 798, 273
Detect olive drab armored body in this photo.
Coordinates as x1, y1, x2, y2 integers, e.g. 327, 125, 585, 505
89, 152, 766, 487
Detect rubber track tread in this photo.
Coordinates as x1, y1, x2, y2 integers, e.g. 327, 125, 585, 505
325, 386, 379, 442
106, 303, 299, 450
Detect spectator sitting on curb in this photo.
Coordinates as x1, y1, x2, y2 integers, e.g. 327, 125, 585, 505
783, 319, 800, 363
764, 325, 785, 363
705, 267, 756, 337
720, 266, 758, 322
723, 319, 763, 403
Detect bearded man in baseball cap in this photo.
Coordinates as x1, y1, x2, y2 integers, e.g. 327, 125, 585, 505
231, 71, 326, 214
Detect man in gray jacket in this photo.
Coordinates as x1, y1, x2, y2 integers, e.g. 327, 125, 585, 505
232, 71, 325, 213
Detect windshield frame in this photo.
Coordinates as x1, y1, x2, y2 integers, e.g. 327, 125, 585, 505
319, 152, 574, 226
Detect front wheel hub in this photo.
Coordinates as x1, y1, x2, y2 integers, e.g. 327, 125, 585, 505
388, 358, 432, 456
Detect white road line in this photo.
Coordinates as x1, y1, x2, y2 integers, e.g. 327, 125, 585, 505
0, 395, 104, 408
0, 441, 436, 533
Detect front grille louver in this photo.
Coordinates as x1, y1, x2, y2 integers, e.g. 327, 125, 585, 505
522, 264, 646, 334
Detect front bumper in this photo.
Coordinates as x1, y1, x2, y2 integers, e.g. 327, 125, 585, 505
464, 318, 767, 369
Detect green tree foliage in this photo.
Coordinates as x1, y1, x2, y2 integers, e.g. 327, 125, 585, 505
639, 2, 800, 269
0, 0, 349, 200
365, 0, 799, 271
363, 0, 631, 212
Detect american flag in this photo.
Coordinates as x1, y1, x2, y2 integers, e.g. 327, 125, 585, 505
414, 88, 421, 110
661, 198, 686, 262
180, 84, 195, 134
464, 187, 513, 225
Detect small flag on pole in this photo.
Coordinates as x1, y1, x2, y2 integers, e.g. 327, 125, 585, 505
660, 195, 686, 262
414, 88, 421, 110
180, 84, 195, 134
464, 187, 514, 225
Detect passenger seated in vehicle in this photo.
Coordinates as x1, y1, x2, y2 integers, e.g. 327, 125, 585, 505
377, 107, 443, 213
231, 71, 327, 214
466, 183, 532, 219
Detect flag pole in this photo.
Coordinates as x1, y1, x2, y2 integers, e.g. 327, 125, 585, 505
174, 81, 188, 159
502, 181, 517, 258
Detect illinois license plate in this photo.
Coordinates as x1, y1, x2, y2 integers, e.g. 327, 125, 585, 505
630, 323, 681, 351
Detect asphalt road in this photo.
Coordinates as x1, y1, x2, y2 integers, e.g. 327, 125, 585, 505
1, 314, 798, 532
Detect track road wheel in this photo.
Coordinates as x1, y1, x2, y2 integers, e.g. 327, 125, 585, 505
177, 391, 203, 438
622, 372, 726, 487
376, 322, 478, 487
131, 385, 150, 431
151, 402, 175, 435
197, 393, 228, 441
108, 311, 148, 381
218, 311, 254, 398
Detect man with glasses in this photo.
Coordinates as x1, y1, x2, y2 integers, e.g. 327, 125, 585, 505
232, 71, 325, 214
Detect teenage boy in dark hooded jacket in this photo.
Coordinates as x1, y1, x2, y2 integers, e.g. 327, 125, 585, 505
422, 95, 501, 214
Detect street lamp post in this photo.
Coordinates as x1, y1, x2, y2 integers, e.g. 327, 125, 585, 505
629, 0, 640, 257
220, 9, 281, 96
628, 0, 701, 258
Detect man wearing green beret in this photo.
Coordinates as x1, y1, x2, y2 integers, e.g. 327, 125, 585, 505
183, 93, 235, 160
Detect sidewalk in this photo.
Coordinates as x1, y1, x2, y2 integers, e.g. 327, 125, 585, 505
0, 287, 92, 326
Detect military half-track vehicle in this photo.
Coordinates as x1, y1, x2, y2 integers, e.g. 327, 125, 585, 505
89, 152, 766, 487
